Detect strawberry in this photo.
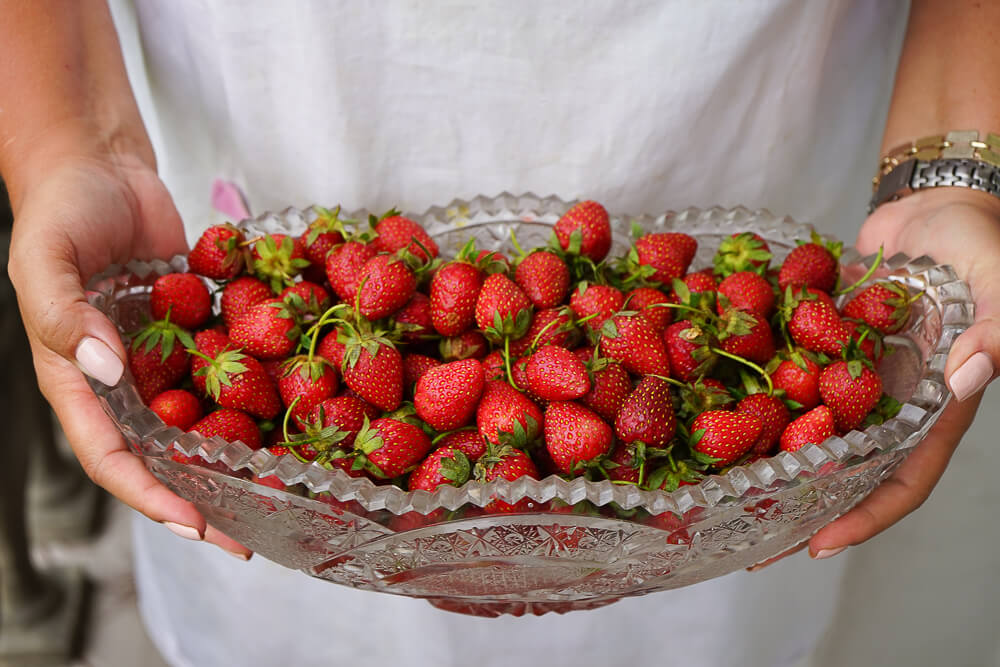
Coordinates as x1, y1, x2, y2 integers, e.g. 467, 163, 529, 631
674, 377, 733, 421
771, 354, 822, 410
569, 283, 624, 332
189, 408, 261, 449
188, 223, 246, 280
325, 240, 378, 302
785, 288, 849, 356
249, 233, 310, 293
190, 345, 281, 419
524, 344, 590, 401
480, 350, 506, 382
633, 232, 698, 285
841, 280, 913, 335
352, 417, 433, 479
393, 292, 435, 343
713, 232, 772, 277
604, 443, 642, 484
514, 250, 570, 309
553, 200, 612, 263
736, 393, 791, 456
356, 253, 417, 320
544, 401, 614, 475
229, 299, 300, 360
614, 375, 676, 448
221, 276, 273, 330
439, 330, 489, 361
509, 356, 546, 407
316, 328, 346, 369
509, 306, 579, 356
402, 353, 441, 390
150, 273, 212, 330
475, 445, 540, 514
719, 308, 775, 364
339, 324, 404, 412
844, 320, 884, 363
277, 356, 339, 425
626, 287, 674, 331
779, 405, 835, 452
778, 235, 840, 292
476, 380, 543, 446
414, 358, 486, 431
280, 281, 332, 320
664, 320, 716, 381
408, 446, 471, 491
599, 314, 671, 377
436, 428, 488, 461
717, 271, 774, 318
691, 410, 763, 467
818, 359, 883, 432
308, 395, 377, 446
474, 273, 533, 341
430, 258, 483, 337
579, 358, 632, 422
372, 212, 439, 262
128, 318, 195, 403
149, 389, 203, 430
300, 206, 347, 268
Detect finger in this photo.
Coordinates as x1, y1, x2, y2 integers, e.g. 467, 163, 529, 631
205, 525, 254, 560
807, 391, 982, 556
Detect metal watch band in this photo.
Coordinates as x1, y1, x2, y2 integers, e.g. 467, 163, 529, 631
868, 157, 1000, 213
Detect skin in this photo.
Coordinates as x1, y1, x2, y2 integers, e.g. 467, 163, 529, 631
2, 0, 998, 565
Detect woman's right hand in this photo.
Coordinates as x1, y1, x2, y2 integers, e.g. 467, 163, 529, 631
7, 151, 253, 559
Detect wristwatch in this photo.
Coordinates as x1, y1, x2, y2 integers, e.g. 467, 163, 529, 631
869, 130, 1000, 212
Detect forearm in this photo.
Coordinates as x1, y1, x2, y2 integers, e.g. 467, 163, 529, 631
0, 0, 152, 211
881, 0, 1000, 151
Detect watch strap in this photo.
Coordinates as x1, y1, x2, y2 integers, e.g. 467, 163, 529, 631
868, 157, 1000, 213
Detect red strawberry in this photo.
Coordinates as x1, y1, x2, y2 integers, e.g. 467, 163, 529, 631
509, 306, 579, 357
599, 314, 671, 377
691, 410, 763, 467
129, 318, 195, 403
308, 395, 377, 446
325, 240, 378, 302
430, 260, 483, 336
736, 393, 791, 456
408, 446, 472, 491
479, 350, 506, 382
514, 250, 570, 309
786, 289, 849, 356
188, 223, 246, 280
844, 320, 884, 363
818, 360, 883, 432
339, 329, 403, 412
300, 206, 347, 269
674, 377, 733, 421
229, 299, 300, 360
393, 292, 435, 343
149, 389, 203, 430
439, 330, 489, 361
372, 212, 439, 262
357, 253, 417, 320
719, 308, 775, 364
664, 320, 716, 381
615, 375, 676, 448
414, 359, 486, 431
280, 281, 332, 319
436, 429, 488, 461
778, 238, 840, 292
771, 354, 822, 410
474, 273, 533, 341
190, 345, 281, 419
352, 417, 433, 479
682, 270, 717, 295
713, 232, 772, 276
476, 380, 543, 446
569, 283, 624, 332
402, 353, 441, 390
525, 345, 590, 401
717, 271, 775, 318
780, 405, 835, 452
604, 443, 642, 484
509, 356, 546, 407
277, 356, 339, 425
842, 280, 913, 335
634, 233, 698, 284
626, 287, 674, 331
316, 328, 346, 369
249, 233, 310, 292
221, 277, 273, 330
475, 446, 540, 514
544, 401, 614, 475
150, 273, 212, 330
553, 200, 612, 262
189, 408, 261, 450
580, 359, 631, 422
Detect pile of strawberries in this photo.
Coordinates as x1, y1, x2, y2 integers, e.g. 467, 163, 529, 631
128, 200, 909, 518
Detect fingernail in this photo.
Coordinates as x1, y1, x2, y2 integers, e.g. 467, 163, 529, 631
812, 546, 847, 560
75, 336, 125, 386
224, 549, 252, 561
164, 521, 203, 541
949, 351, 994, 402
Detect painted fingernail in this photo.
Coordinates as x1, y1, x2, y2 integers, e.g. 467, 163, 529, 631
164, 521, 204, 541
224, 549, 252, 561
949, 351, 994, 402
813, 546, 847, 560
75, 336, 125, 386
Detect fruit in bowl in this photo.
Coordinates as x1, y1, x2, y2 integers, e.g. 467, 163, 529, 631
86, 195, 968, 616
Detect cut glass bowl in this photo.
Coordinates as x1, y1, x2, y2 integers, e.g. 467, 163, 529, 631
85, 194, 970, 617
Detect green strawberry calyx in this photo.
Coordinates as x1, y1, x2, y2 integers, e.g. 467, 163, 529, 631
131, 314, 196, 363
189, 348, 250, 401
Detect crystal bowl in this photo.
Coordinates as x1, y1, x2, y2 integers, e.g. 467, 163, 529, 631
86, 194, 970, 616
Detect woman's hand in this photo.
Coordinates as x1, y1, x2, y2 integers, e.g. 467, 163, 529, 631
7, 151, 252, 559
805, 187, 1000, 558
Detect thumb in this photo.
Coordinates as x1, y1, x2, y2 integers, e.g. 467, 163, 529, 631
944, 264, 1000, 402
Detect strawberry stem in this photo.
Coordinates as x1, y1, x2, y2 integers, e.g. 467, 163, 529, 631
709, 347, 774, 395
503, 336, 521, 390
835, 245, 884, 296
